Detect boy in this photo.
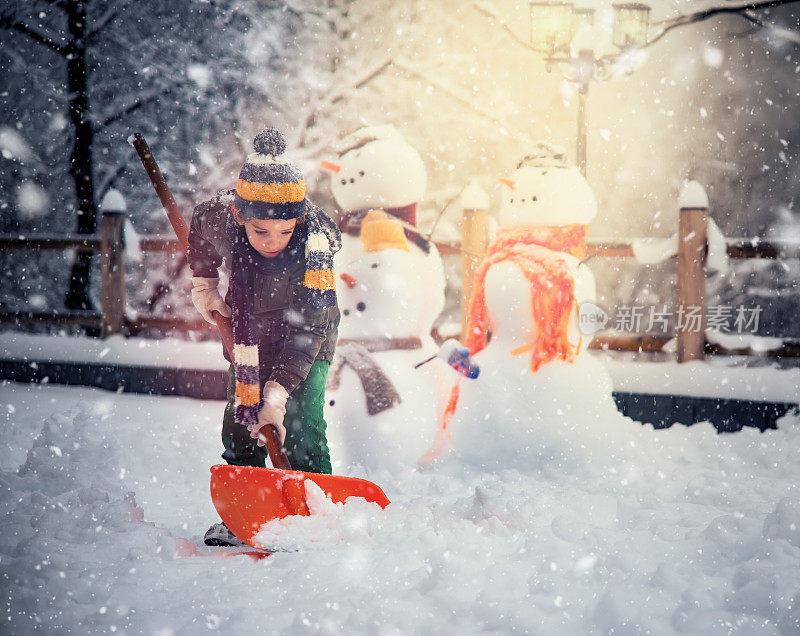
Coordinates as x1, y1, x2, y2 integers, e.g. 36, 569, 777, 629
187, 128, 341, 546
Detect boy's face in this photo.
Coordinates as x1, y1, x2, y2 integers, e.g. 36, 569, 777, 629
235, 213, 297, 258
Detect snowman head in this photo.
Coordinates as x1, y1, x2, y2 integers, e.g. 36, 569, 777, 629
499, 144, 597, 229
323, 125, 427, 212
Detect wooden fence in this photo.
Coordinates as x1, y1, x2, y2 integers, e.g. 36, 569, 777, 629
0, 209, 209, 336
2, 196, 799, 361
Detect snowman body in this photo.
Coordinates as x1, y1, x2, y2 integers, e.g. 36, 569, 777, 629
325, 248, 449, 472
449, 261, 622, 472
335, 236, 445, 341
447, 160, 626, 472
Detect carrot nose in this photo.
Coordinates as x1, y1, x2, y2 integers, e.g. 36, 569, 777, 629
320, 160, 341, 173
498, 177, 517, 190
340, 273, 357, 288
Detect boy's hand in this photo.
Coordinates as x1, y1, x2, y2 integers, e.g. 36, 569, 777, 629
191, 277, 232, 324
248, 381, 290, 447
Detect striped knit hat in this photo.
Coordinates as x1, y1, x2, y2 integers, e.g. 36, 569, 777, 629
233, 128, 306, 220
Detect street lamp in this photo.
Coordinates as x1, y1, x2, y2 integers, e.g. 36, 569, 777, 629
528, 1, 574, 56
529, 1, 652, 176
612, 3, 652, 48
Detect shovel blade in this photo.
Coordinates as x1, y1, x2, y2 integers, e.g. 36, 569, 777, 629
210, 465, 390, 549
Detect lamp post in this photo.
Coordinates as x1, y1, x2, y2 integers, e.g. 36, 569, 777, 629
528, 1, 652, 176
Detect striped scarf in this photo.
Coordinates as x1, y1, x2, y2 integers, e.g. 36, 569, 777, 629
228, 203, 341, 428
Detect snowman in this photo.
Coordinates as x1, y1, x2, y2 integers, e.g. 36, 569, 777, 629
440, 145, 631, 473
324, 210, 450, 472
321, 124, 446, 332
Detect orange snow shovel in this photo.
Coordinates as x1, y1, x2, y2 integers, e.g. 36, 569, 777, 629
132, 133, 390, 549
210, 465, 390, 548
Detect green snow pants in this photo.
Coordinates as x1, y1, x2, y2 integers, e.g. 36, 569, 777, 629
221, 361, 332, 474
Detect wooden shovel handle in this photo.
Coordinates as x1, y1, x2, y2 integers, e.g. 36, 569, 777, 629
261, 422, 292, 471
130, 133, 189, 252
209, 310, 235, 363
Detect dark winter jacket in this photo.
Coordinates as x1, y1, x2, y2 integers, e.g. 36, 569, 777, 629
188, 189, 340, 393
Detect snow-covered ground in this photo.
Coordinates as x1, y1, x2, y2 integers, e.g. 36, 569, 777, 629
3, 378, 800, 634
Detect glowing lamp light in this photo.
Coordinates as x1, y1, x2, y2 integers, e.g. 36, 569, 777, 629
572, 7, 595, 32
611, 3, 651, 49
529, 1, 575, 55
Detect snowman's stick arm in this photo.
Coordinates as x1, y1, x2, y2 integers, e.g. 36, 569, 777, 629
426, 185, 465, 240
385, 211, 484, 259
381, 212, 433, 254
415, 344, 481, 379
414, 354, 437, 369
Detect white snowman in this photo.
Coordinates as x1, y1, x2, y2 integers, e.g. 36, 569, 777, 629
442, 146, 630, 473
321, 124, 446, 333
324, 211, 450, 472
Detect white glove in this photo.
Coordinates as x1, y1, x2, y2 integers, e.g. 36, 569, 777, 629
190, 277, 231, 324
247, 381, 290, 447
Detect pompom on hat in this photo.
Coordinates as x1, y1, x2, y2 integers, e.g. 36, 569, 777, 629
233, 127, 306, 220
360, 210, 410, 252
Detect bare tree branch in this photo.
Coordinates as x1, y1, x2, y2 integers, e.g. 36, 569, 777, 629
86, 10, 119, 40
652, 0, 797, 26
474, 2, 539, 55
393, 57, 524, 135
0, 14, 68, 56
86, 0, 134, 41
95, 84, 176, 130
648, 0, 800, 48
98, 158, 135, 201
293, 58, 395, 156
477, 0, 800, 57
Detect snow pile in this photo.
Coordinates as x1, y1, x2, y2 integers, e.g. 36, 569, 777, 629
260, 414, 800, 633
15, 181, 50, 219
253, 479, 386, 552
630, 218, 729, 271
0, 407, 174, 632
0, 126, 35, 163
4, 380, 800, 633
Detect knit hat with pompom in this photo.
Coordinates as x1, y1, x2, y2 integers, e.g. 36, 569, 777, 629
233, 128, 306, 220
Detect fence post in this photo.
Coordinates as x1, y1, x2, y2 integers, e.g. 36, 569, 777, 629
100, 191, 127, 337
676, 180, 709, 363
460, 181, 490, 339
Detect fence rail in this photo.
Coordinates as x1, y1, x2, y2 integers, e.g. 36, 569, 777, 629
2, 197, 799, 360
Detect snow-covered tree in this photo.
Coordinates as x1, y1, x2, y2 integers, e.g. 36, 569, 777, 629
0, 0, 313, 314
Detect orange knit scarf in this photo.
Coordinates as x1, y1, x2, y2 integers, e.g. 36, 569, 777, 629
464, 224, 586, 370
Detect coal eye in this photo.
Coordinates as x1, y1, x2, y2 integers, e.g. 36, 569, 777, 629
340, 179, 346, 185
349, 178, 355, 184
510, 199, 514, 203
532, 196, 538, 201
371, 262, 379, 268
343, 309, 350, 316
356, 302, 366, 312
359, 170, 365, 176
